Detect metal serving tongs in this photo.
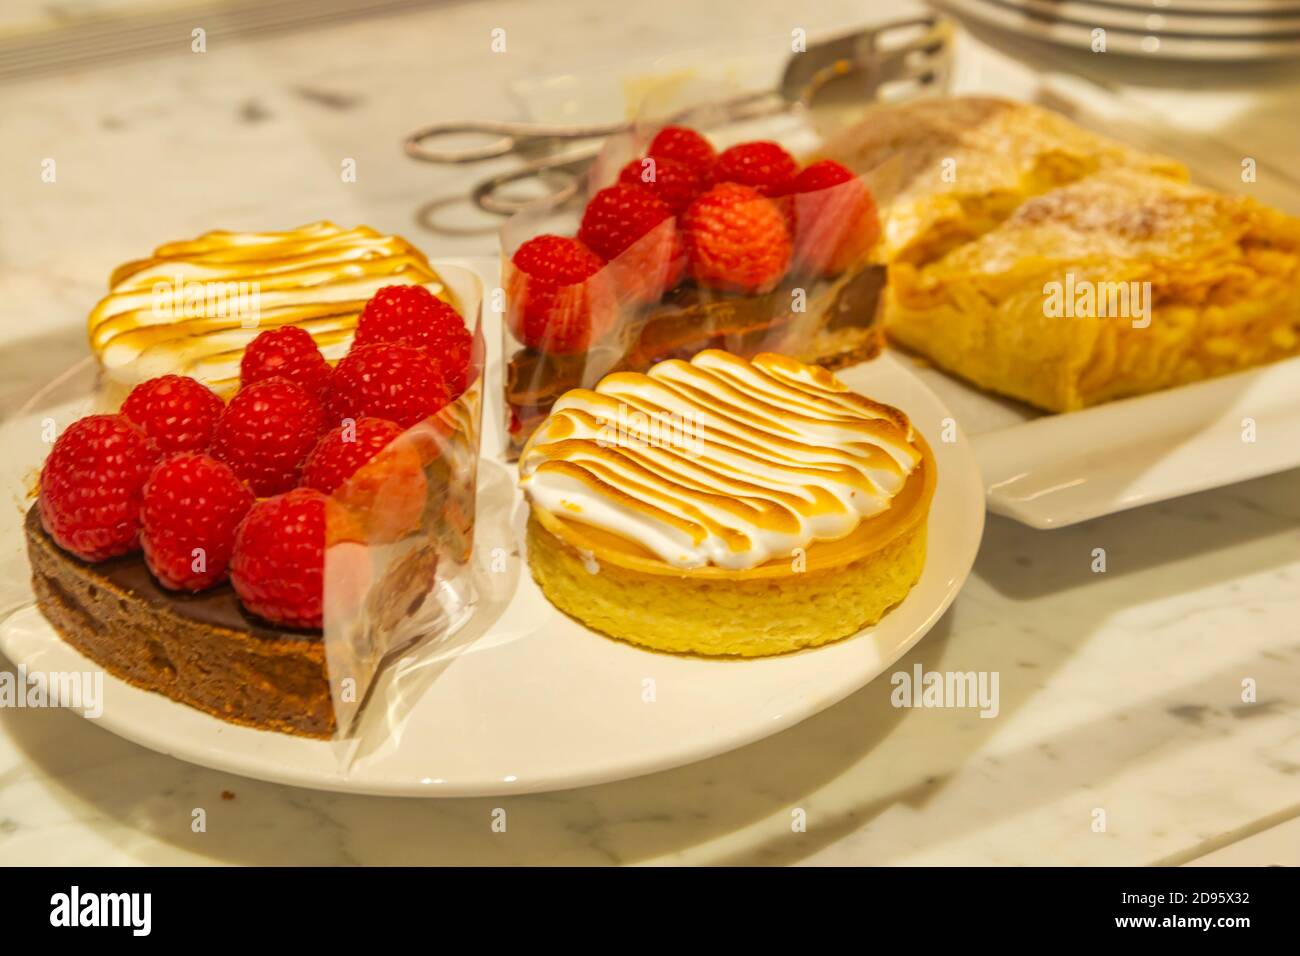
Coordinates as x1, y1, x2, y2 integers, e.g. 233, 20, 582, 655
403, 14, 954, 216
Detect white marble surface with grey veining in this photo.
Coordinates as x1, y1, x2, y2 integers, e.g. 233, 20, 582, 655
0, 0, 1298, 866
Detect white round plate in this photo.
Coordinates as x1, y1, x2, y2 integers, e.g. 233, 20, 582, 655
0, 261, 984, 796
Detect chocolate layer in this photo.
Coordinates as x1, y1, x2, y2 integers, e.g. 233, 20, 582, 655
506, 262, 888, 453
24, 505, 332, 737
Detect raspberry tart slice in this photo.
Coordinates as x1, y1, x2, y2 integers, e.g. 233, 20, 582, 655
503, 129, 887, 458
27, 227, 481, 738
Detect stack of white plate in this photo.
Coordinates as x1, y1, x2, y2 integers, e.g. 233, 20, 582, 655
936, 0, 1300, 60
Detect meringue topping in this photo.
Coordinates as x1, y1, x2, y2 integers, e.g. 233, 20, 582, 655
87, 222, 449, 392
519, 350, 923, 570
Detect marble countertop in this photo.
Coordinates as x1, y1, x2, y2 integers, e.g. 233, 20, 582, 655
1, 0, 1298, 866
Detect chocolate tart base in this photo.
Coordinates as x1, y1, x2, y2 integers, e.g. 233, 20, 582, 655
24, 506, 333, 738
506, 262, 888, 456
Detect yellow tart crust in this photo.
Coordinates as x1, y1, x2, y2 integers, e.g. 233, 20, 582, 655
524, 434, 936, 656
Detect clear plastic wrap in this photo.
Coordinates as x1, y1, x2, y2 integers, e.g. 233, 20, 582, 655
499, 98, 892, 459
323, 263, 485, 748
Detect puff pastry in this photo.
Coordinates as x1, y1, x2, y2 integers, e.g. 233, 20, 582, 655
818, 96, 1187, 266
822, 97, 1300, 411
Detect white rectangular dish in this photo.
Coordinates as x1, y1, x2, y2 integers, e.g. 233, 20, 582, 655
920, 355, 1300, 528
511, 26, 1300, 528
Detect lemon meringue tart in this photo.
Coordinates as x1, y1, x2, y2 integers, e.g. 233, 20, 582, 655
519, 350, 935, 656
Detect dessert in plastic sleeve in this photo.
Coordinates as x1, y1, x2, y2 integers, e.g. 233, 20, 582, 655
500, 102, 893, 459
8, 224, 485, 753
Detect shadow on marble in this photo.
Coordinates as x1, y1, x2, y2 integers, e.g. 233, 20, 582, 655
717, 641, 1300, 865
708, 468, 1300, 863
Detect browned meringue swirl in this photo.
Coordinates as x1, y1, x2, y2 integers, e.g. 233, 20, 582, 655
87, 222, 448, 392
520, 350, 922, 569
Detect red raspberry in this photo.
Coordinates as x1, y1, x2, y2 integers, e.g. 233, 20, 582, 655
681, 183, 792, 294
302, 418, 427, 543
647, 125, 716, 185
578, 183, 672, 261
326, 343, 451, 430
301, 417, 406, 494
211, 377, 325, 496
714, 141, 798, 198
427, 322, 473, 397
240, 326, 332, 401
353, 286, 474, 398
789, 159, 881, 277
230, 487, 325, 629
618, 155, 705, 214
140, 452, 252, 591
121, 374, 224, 454
578, 184, 685, 304
355, 285, 454, 346
506, 234, 615, 354
38, 414, 161, 561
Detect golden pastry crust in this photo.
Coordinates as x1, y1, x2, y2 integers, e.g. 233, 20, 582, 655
888, 167, 1300, 410
817, 96, 1187, 266
526, 513, 928, 657
525, 434, 936, 656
